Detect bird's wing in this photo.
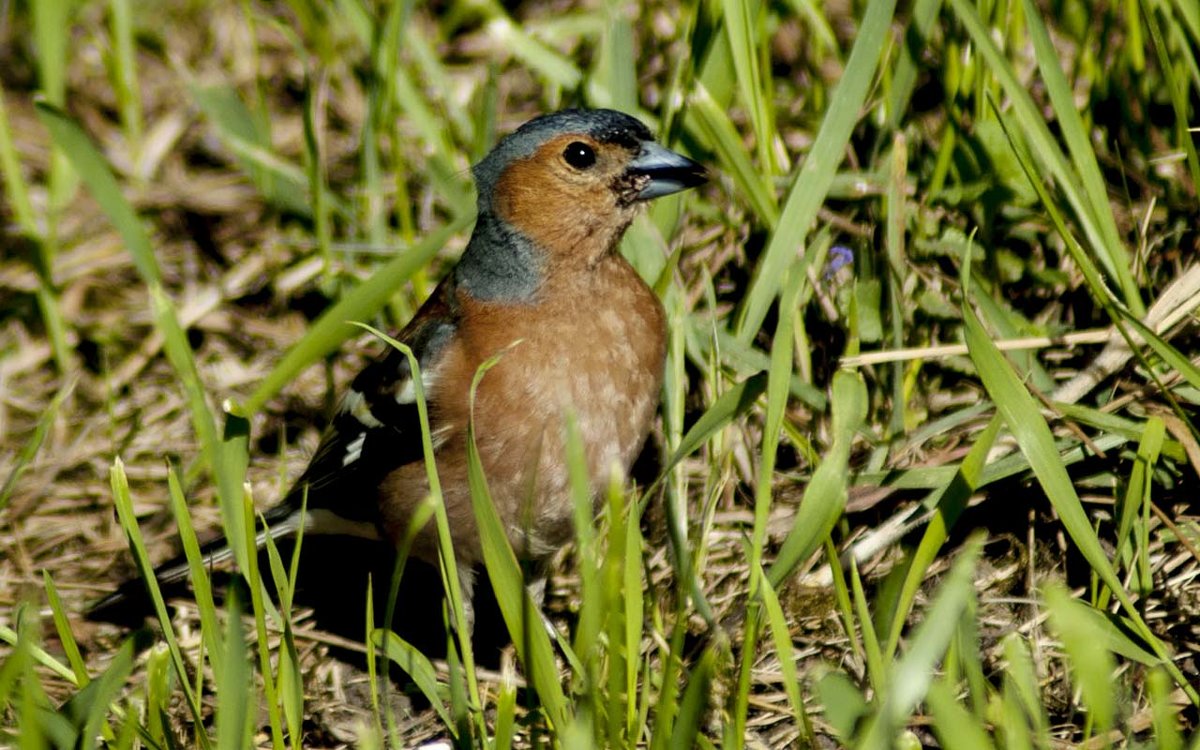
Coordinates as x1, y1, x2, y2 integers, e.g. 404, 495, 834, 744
87, 281, 461, 623
275, 285, 460, 532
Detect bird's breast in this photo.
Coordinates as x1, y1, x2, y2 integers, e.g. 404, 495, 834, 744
443, 257, 666, 555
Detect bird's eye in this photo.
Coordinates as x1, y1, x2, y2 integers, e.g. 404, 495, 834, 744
562, 141, 596, 170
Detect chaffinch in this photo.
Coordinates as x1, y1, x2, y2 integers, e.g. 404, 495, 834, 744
90, 108, 707, 630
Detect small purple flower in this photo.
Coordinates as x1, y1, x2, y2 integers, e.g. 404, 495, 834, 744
823, 245, 854, 280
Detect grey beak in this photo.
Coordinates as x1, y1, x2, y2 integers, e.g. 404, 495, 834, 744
628, 141, 708, 200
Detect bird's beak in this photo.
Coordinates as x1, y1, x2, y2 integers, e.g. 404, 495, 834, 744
628, 142, 708, 200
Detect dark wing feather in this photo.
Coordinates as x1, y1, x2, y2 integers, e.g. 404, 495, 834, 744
87, 281, 459, 622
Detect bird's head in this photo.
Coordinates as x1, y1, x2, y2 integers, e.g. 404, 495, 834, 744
472, 109, 708, 264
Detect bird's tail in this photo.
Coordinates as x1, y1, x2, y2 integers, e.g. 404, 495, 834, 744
85, 503, 306, 624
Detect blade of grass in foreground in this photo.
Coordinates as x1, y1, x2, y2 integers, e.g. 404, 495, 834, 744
215, 587, 251, 750
963, 298, 1199, 705
354, 325, 487, 740
465, 349, 569, 732
1043, 583, 1116, 733
858, 534, 985, 748
767, 369, 866, 587
737, 0, 899, 341
109, 459, 211, 750
240, 213, 472, 417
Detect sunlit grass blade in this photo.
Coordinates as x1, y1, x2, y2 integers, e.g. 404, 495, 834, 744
848, 558, 885, 695
261, 529, 304, 749
1148, 667, 1184, 750
749, 261, 805, 584
109, 458, 211, 749
721, 0, 776, 176
963, 293, 1198, 704
465, 349, 569, 732
240, 214, 472, 416
1112, 417, 1164, 594
41, 572, 87, 686
687, 83, 779, 228
736, 0, 899, 340
1044, 584, 1116, 732
926, 679, 992, 750
215, 586, 252, 750
493, 655, 519, 750
237, 485, 286, 750
376, 631, 455, 731
859, 533, 984, 747
353, 324, 484, 738
767, 369, 866, 587
1001, 632, 1050, 738
948, 0, 1143, 315
759, 571, 814, 744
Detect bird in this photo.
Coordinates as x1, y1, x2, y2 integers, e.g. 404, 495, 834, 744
88, 108, 708, 631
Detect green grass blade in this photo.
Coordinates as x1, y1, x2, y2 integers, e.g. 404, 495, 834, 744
926, 679, 992, 750
240, 214, 472, 416
59, 631, 145, 750
760, 571, 814, 744
721, 0, 776, 176
109, 459, 211, 749
1043, 584, 1116, 732
736, 0, 899, 340
860, 534, 984, 747
109, 0, 143, 168
0, 378, 73, 511
887, 0, 941, 127
687, 83, 779, 228
41, 572, 87, 686
948, 0, 1144, 315
1143, 0, 1200, 195
963, 295, 1198, 704
376, 631, 455, 731
1022, 0, 1139, 308
668, 648, 716, 750
189, 82, 310, 216
464, 350, 569, 731
215, 587, 252, 750
883, 416, 1001, 662
0, 83, 37, 235
34, 102, 160, 285
641, 371, 767, 503
767, 369, 866, 586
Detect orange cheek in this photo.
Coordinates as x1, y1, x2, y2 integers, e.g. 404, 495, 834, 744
493, 159, 622, 258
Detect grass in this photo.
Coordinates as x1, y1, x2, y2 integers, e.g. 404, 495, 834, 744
1, 0, 1199, 747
